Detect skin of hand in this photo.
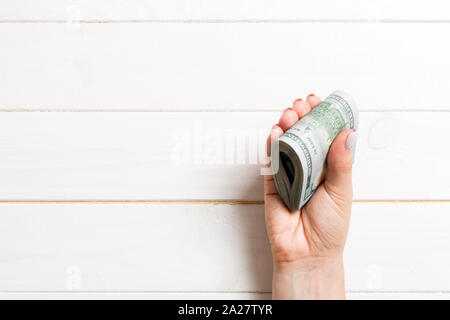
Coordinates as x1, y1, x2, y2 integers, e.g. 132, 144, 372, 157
265, 94, 356, 300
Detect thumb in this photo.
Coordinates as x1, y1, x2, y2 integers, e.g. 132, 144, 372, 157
324, 129, 357, 203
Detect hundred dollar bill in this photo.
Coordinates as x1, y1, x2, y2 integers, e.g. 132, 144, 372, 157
271, 90, 358, 211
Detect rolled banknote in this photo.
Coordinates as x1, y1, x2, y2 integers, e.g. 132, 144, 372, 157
271, 90, 358, 211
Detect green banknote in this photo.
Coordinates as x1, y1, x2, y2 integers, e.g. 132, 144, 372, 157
271, 90, 359, 211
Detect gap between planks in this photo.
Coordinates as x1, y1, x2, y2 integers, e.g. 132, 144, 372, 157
0, 200, 449, 205
1, 109, 450, 113
0, 290, 450, 294
2, 19, 450, 24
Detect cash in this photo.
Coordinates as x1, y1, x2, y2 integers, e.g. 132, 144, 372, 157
271, 90, 359, 211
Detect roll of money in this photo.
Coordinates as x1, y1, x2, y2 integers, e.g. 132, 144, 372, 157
271, 90, 359, 211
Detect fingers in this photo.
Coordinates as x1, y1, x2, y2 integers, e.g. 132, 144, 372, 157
278, 108, 299, 132
292, 99, 311, 118
264, 125, 284, 193
267, 93, 323, 160
266, 124, 284, 157
324, 129, 356, 206
292, 93, 321, 119
307, 93, 322, 108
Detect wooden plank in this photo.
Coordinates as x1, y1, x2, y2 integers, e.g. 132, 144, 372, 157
0, 292, 449, 300
0, 112, 448, 200
1, 1, 449, 21
347, 292, 450, 300
0, 292, 272, 300
1, 23, 450, 111
0, 202, 449, 291
346, 203, 450, 292
0, 203, 272, 291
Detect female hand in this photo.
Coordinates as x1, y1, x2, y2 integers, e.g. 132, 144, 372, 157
265, 94, 356, 299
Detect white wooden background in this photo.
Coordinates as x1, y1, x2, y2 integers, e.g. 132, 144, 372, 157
1, 1, 450, 300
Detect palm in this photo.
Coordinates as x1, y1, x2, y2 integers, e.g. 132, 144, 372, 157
265, 183, 349, 261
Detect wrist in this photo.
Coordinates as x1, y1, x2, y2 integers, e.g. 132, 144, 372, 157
272, 255, 345, 300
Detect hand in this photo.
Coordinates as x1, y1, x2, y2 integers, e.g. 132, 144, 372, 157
265, 94, 356, 299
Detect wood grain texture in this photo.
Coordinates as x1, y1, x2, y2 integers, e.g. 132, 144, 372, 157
1, 1, 449, 21
1, 23, 450, 111
0, 112, 448, 200
0, 202, 449, 292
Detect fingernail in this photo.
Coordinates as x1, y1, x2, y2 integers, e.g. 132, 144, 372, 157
307, 93, 315, 98
345, 131, 356, 150
345, 130, 357, 163
293, 98, 303, 104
